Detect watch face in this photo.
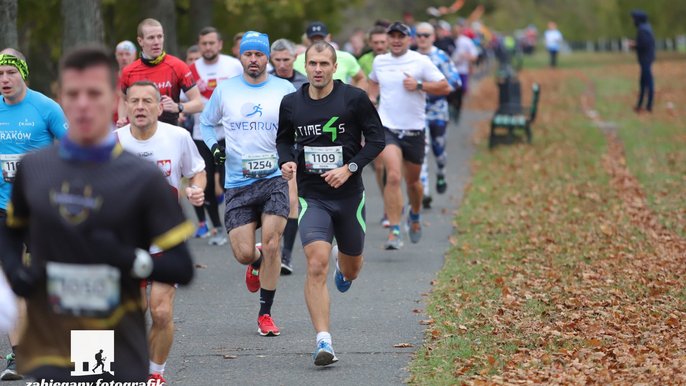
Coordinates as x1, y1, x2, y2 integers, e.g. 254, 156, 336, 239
348, 163, 358, 172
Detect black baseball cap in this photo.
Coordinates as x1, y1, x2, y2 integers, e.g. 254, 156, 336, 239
306, 22, 329, 38
387, 22, 411, 36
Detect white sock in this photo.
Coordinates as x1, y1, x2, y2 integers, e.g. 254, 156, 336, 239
149, 360, 165, 375
316, 331, 332, 346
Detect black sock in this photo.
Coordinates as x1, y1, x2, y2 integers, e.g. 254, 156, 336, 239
282, 218, 298, 259
259, 288, 276, 316
250, 256, 263, 271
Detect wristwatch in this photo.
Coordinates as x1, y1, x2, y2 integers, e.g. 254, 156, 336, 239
416, 80, 423, 91
347, 162, 358, 173
178, 103, 184, 113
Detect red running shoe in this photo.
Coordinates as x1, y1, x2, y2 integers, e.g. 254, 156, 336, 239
147, 373, 167, 386
245, 243, 261, 293
257, 314, 281, 336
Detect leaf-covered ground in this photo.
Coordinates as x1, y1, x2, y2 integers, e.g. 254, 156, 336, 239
409, 55, 686, 385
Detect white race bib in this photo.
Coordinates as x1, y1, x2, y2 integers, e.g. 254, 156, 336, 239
241, 153, 278, 178
304, 146, 343, 174
46, 262, 120, 317
0, 154, 23, 183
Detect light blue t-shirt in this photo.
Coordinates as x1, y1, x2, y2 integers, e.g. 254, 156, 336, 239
200, 74, 295, 188
0, 89, 67, 209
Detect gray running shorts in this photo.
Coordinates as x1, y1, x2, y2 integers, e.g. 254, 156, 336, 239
224, 177, 289, 233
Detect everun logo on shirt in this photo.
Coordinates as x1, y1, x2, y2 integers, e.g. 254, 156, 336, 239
240, 102, 263, 118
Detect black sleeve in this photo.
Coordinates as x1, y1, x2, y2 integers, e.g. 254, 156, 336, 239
276, 94, 296, 167
348, 90, 385, 169
1, 165, 44, 296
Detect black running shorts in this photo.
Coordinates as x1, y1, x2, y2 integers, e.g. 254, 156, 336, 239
384, 128, 426, 165
224, 176, 289, 233
298, 192, 366, 256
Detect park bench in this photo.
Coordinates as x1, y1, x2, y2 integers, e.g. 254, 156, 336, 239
489, 82, 540, 148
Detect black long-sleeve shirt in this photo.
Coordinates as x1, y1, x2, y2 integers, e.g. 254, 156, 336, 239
276, 81, 385, 199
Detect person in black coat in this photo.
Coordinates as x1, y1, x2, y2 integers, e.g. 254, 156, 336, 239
629, 10, 655, 113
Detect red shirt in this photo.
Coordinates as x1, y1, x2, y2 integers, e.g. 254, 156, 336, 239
119, 54, 196, 125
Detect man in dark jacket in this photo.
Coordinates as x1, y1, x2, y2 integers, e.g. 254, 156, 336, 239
630, 10, 655, 113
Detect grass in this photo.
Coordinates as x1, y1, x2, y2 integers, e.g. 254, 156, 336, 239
409, 55, 686, 384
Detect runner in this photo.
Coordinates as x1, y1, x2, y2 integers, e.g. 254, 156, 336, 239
184, 45, 201, 65
276, 40, 384, 366
115, 40, 137, 75
200, 31, 295, 336
268, 38, 307, 275
0, 46, 194, 382
0, 48, 68, 381
189, 26, 243, 244
368, 22, 450, 250
116, 80, 206, 385
450, 20, 478, 123
415, 22, 461, 208
117, 18, 204, 127
293, 22, 367, 90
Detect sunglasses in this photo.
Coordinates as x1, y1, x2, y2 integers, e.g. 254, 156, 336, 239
416, 33, 432, 38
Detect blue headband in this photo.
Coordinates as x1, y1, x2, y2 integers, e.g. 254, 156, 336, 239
240, 31, 270, 57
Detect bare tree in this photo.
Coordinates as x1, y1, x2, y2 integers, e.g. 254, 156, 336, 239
61, 0, 104, 52
189, 0, 213, 38
0, 0, 18, 49
144, 0, 179, 56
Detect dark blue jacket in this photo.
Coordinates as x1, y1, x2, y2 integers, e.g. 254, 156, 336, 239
631, 10, 655, 65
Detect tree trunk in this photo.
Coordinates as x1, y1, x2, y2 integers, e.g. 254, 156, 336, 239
0, 0, 18, 49
189, 0, 213, 38
61, 0, 104, 53
144, 0, 179, 56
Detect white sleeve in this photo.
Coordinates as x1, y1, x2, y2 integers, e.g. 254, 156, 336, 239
180, 130, 206, 178
422, 56, 446, 83
369, 57, 379, 83
0, 272, 17, 333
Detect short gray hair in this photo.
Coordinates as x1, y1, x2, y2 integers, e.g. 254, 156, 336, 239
415, 22, 434, 34
271, 39, 297, 57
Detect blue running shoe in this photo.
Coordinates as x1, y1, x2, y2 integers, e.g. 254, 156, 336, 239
194, 223, 210, 238
313, 341, 338, 366
331, 245, 351, 293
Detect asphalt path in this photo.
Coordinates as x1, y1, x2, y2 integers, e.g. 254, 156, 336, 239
1, 109, 486, 386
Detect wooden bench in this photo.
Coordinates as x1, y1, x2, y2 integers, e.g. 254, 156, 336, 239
489, 83, 540, 148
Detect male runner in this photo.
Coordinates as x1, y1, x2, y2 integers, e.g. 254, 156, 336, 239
115, 41, 137, 74
189, 26, 242, 244
368, 22, 450, 250
293, 22, 367, 90
276, 41, 384, 366
200, 31, 295, 336
117, 18, 204, 127
0, 46, 194, 382
0, 273, 15, 334
415, 22, 461, 206
0, 48, 67, 381
269, 38, 307, 275
116, 80, 206, 385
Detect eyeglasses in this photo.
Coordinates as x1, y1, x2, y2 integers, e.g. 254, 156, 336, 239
416, 33, 432, 38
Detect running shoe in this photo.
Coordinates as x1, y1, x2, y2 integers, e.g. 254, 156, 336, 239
436, 174, 448, 194
313, 341, 339, 366
0, 353, 22, 380
422, 195, 433, 209
380, 214, 390, 228
208, 233, 227, 246
280, 255, 293, 275
245, 243, 261, 293
194, 223, 210, 238
147, 373, 167, 386
385, 229, 403, 250
407, 216, 422, 244
257, 314, 281, 336
331, 245, 351, 293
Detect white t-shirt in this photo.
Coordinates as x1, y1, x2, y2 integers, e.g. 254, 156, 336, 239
369, 50, 446, 131
544, 29, 563, 51
452, 35, 478, 74
189, 55, 243, 140
199, 75, 296, 188
115, 121, 205, 193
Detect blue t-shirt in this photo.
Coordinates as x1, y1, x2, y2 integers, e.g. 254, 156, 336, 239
0, 89, 67, 209
200, 75, 295, 188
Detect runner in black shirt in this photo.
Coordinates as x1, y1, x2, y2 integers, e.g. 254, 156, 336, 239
0, 47, 194, 382
276, 41, 384, 367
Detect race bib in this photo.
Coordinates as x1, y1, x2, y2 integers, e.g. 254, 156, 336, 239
304, 146, 343, 174
0, 154, 23, 183
241, 153, 278, 178
46, 262, 120, 317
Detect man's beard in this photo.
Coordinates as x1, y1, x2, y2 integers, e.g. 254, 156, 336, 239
203, 52, 218, 61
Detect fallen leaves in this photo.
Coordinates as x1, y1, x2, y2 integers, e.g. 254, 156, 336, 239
394, 343, 415, 348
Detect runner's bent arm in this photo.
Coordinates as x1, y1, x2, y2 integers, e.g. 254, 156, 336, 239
348, 91, 385, 168
199, 86, 222, 150
179, 85, 204, 115
351, 69, 368, 91
276, 95, 296, 165
367, 80, 379, 105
